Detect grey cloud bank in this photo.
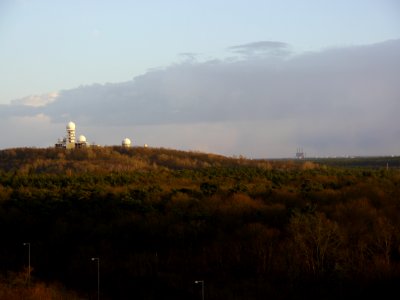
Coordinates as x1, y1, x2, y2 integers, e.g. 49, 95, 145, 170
1, 39, 399, 158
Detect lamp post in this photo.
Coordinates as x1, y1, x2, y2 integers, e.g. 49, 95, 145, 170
91, 257, 100, 300
195, 280, 204, 300
23, 243, 31, 287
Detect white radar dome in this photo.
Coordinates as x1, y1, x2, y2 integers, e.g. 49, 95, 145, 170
78, 135, 87, 143
122, 138, 131, 146
67, 121, 76, 130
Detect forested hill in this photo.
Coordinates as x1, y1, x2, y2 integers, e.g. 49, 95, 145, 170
0, 146, 273, 173
0, 147, 400, 299
1, 147, 398, 174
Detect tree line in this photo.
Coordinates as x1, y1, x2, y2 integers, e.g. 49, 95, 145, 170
0, 147, 399, 299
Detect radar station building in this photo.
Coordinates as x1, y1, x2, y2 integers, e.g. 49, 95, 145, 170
122, 138, 131, 148
55, 121, 88, 149
55, 121, 134, 149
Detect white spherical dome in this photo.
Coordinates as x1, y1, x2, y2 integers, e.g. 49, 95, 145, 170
78, 135, 86, 143
122, 138, 131, 146
67, 121, 76, 130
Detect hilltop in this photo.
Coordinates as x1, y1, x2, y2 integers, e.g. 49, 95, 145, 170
0, 146, 273, 173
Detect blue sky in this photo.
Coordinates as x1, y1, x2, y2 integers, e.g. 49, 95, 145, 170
0, 0, 399, 157
1, 0, 398, 103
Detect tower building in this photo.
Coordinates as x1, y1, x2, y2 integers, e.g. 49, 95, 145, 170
55, 121, 89, 149
66, 122, 76, 149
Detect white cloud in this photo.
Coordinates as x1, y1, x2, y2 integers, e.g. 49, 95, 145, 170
10, 92, 58, 107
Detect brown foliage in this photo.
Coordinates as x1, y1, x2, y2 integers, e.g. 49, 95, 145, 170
0, 270, 83, 300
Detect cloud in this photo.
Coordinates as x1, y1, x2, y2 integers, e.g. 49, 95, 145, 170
178, 52, 199, 62
228, 40, 291, 57
10, 92, 58, 107
2, 39, 400, 157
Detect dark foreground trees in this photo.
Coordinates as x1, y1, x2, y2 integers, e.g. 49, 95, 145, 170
0, 147, 399, 299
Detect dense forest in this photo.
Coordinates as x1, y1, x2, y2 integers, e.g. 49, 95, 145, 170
0, 146, 399, 299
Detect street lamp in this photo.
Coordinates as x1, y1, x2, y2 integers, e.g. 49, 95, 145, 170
91, 257, 100, 300
23, 243, 31, 287
195, 280, 204, 300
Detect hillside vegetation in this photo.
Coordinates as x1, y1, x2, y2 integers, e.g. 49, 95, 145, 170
0, 147, 399, 299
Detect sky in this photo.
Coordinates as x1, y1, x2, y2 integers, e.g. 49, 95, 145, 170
0, 0, 399, 158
